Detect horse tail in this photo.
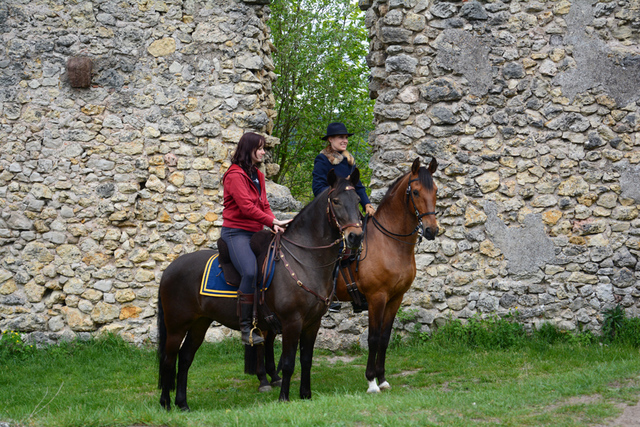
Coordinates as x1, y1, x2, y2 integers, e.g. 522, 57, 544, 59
244, 344, 257, 375
157, 293, 168, 389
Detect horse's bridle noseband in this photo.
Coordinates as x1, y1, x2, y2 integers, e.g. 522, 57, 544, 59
406, 178, 437, 244
407, 178, 436, 220
370, 176, 437, 245
327, 185, 363, 241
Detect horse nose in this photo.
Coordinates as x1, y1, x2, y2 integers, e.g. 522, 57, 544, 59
424, 226, 439, 241
346, 229, 364, 249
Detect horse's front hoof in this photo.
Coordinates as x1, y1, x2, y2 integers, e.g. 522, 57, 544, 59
258, 385, 272, 393
379, 381, 391, 390
160, 400, 171, 411
177, 403, 191, 412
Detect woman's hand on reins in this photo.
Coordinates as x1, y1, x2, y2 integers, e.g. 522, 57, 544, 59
365, 204, 376, 216
273, 218, 292, 233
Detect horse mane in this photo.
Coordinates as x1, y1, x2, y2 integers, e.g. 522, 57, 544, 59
378, 166, 434, 208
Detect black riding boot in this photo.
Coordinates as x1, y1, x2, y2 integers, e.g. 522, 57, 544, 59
238, 292, 264, 346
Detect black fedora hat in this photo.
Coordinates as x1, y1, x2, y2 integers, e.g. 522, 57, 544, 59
321, 122, 354, 140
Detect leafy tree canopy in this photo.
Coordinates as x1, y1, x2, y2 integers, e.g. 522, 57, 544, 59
269, 0, 374, 204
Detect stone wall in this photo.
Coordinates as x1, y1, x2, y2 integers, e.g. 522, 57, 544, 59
2, 0, 640, 349
321, 0, 640, 343
0, 0, 294, 344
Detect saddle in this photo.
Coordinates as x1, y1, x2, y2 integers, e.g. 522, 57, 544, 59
217, 231, 281, 333
216, 230, 273, 288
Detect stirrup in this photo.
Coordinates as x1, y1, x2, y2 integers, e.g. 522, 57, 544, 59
246, 319, 264, 346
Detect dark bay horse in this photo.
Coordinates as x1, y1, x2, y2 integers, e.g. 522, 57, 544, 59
335, 157, 438, 393
157, 169, 364, 409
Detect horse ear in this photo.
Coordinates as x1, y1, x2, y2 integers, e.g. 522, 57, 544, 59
428, 157, 438, 174
328, 168, 337, 187
411, 158, 421, 174
349, 168, 360, 186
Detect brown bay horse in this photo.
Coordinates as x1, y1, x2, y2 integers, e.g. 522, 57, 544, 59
157, 170, 364, 409
335, 157, 439, 393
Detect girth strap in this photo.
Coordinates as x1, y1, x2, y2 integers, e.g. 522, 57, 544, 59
338, 264, 358, 305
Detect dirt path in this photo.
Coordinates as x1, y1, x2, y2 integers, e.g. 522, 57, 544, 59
604, 399, 640, 426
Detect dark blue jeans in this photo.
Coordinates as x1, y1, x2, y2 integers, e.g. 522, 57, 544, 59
221, 227, 257, 294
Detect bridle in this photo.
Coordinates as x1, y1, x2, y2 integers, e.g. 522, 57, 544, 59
274, 184, 363, 305
327, 185, 363, 247
371, 175, 436, 245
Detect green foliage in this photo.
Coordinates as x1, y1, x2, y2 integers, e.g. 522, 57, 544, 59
395, 307, 419, 323
602, 304, 626, 341
602, 305, 640, 347
270, 0, 374, 203
2, 333, 640, 426
417, 313, 605, 350
532, 322, 598, 347
422, 312, 528, 350
0, 330, 36, 360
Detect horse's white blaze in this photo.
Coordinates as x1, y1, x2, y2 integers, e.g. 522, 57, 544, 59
379, 381, 391, 390
367, 379, 380, 393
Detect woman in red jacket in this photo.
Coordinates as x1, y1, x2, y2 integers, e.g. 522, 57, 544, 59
221, 132, 291, 345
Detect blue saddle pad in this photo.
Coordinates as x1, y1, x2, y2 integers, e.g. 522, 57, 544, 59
199, 252, 276, 298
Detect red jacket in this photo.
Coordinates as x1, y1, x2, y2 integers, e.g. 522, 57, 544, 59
222, 164, 275, 232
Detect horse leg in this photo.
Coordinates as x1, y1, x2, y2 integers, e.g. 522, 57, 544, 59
175, 318, 212, 411
365, 294, 387, 393
278, 321, 302, 402
255, 342, 273, 393
264, 330, 282, 387
159, 329, 186, 411
375, 297, 403, 391
298, 321, 321, 400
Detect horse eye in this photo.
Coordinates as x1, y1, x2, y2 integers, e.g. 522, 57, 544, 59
332, 198, 340, 205
412, 189, 419, 196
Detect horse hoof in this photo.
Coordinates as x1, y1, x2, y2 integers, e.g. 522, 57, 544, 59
160, 399, 170, 411
367, 380, 380, 393
271, 379, 282, 388
178, 404, 191, 412
258, 385, 272, 393
379, 381, 391, 390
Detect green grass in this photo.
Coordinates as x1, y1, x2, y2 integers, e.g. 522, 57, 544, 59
1, 327, 639, 426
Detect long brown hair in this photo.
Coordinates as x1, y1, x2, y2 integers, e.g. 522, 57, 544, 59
231, 132, 265, 175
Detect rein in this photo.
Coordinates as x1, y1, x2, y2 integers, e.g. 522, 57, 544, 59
271, 184, 362, 306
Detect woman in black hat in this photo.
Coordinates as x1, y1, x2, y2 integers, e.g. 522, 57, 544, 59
312, 122, 375, 216
312, 122, 375, 312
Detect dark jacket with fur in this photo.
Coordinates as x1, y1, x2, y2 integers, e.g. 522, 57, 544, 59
312, 148, 371, 208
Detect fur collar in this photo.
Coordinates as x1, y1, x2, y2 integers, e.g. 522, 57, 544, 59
320, 147, 354, 166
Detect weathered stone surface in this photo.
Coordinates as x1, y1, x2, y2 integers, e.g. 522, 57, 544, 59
3, 0, 640, 348
147, 38, 176, 57
91, 302, 121, 324
484, 202, 556, 275
420, 78, 463, 102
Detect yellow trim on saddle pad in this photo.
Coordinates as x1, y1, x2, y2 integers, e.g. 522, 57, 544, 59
199, 254, 238, 298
